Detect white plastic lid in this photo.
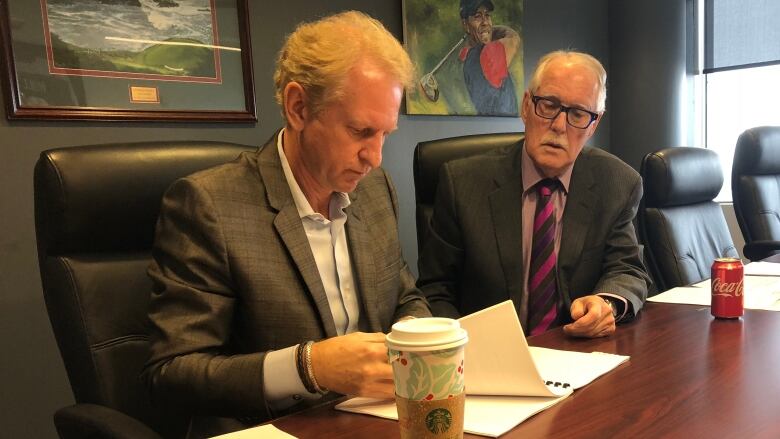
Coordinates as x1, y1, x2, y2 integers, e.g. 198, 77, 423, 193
386, 317, 468, 352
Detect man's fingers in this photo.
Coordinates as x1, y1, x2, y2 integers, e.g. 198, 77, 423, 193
567, 307, 599, 330
569, 300, 585, 320
563, 321, 595, 337
358, 332, 388, 343
564, 296, 616, 338
590, 312, 615, 337
564, 320, 613, 337
358, 381, 396, 400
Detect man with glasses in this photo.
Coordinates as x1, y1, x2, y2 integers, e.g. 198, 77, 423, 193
418, 50, 650, 338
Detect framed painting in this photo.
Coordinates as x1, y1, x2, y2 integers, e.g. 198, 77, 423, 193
403, 0, 524, 117
0, 0, 256, 122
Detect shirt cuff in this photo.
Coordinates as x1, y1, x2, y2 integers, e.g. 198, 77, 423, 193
596, 293, 631, 322
263, 345, 322, 411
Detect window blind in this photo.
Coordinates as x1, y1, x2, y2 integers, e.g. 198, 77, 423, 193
704, 0, 780, 73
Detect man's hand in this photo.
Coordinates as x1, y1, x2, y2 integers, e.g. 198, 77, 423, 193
310, 332, 394, 399
563, 295, 615, 338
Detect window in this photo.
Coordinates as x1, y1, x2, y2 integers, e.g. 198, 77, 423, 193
705, 64, 780, 202
696, 0, 780, 201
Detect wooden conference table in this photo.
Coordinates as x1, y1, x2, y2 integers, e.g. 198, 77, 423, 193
271, 302, 780, 438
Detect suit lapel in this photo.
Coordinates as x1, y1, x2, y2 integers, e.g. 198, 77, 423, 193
258, 133, 338, 337
344, 190, 381, 332
558, 149, 597, 305
488, 143, 526, 321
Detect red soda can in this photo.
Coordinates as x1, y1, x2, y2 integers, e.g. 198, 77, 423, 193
711, 257, 744, 318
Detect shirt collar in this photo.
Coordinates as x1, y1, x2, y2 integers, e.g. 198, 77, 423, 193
277, 128, 351, 221
521, 142, 573, 195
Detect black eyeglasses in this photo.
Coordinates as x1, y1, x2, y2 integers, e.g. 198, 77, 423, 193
530, 93, 599, 129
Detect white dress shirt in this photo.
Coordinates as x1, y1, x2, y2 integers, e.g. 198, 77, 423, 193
262, 129, 360, 410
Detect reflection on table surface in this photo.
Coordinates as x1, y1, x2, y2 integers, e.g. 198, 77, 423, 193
270, 302, 780, 438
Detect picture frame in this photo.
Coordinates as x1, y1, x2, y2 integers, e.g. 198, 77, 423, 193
0, 0, 256, 122
402, 0, 524, 117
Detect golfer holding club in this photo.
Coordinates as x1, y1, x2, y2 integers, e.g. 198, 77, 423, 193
458, 0, 521, 115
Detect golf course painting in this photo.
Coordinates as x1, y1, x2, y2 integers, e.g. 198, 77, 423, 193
41, 0, 222, 82
403, 0, 523, 116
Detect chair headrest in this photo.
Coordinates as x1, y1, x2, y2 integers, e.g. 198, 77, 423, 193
733, 126, 780, 175
34, 141, 255, 257
641, 147, 723, 208
414, 132, 524, 204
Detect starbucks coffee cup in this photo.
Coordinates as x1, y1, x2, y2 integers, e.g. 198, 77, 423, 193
386, 318, 468, 439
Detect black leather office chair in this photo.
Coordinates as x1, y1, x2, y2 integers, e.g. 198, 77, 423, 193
731, 126, 780, 261
639, 147, 739, 292
34, 141, 255, 439
413, 132, 524, 249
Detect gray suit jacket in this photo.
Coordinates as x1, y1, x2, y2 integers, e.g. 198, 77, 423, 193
417, 141, 650, 328
142, 133, 430, 435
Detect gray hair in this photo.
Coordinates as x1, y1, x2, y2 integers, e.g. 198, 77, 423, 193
528, 50, 607, 112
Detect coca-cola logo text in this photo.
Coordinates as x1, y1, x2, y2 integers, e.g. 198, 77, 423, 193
712, 277, 744, 297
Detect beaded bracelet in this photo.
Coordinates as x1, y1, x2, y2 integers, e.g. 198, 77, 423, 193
303, 341, 328, 395
295, 342, 317, 394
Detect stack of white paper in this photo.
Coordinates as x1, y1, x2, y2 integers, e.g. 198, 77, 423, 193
337, 394, 567, 438
210, 424, 298, 438
743, 261, 780, 276
648, 274, 780, 311
336, 301, 629, 437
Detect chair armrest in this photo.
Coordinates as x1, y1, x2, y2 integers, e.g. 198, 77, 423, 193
54, 403, 163, 439
743, 240, 780, 262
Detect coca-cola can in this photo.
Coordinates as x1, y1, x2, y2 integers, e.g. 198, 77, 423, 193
711, 257, 744, 318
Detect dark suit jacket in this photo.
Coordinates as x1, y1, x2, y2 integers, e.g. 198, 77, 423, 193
417, 140, 650, 328
142, 133, 430, 435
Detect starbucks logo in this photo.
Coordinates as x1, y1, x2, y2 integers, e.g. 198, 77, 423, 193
425, 408, 452, 434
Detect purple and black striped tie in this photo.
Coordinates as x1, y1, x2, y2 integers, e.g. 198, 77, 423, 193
528, 179, 559, 336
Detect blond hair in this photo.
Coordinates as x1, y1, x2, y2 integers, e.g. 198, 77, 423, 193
274, 11, 414, 117
528, 50, 607, 112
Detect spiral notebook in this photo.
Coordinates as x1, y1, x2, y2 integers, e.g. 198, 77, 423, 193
461, 300, 628, 397
336, 301, 629, 437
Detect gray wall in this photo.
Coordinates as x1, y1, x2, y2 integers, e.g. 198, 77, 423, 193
606, 0, 746, 258
0, 1, 633, 437
608, 0, 689, 169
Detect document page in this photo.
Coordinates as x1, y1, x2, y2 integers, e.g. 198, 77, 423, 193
530, 347, 629, 389
743, 261, 780, 276
210, 424, 297, 438
460, 301, 628, 394
648, 276, 780, 311
336, 301, 630, 437
459, 301, 571, 397
336, 395, 568, 438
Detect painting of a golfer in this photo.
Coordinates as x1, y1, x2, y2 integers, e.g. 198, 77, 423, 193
403, 0, 523, 116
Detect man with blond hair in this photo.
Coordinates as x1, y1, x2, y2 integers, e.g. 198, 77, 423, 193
418, 50, 650, 338
143, 11, 430, 436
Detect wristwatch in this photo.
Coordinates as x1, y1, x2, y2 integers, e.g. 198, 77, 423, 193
602, 297, 619, 319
